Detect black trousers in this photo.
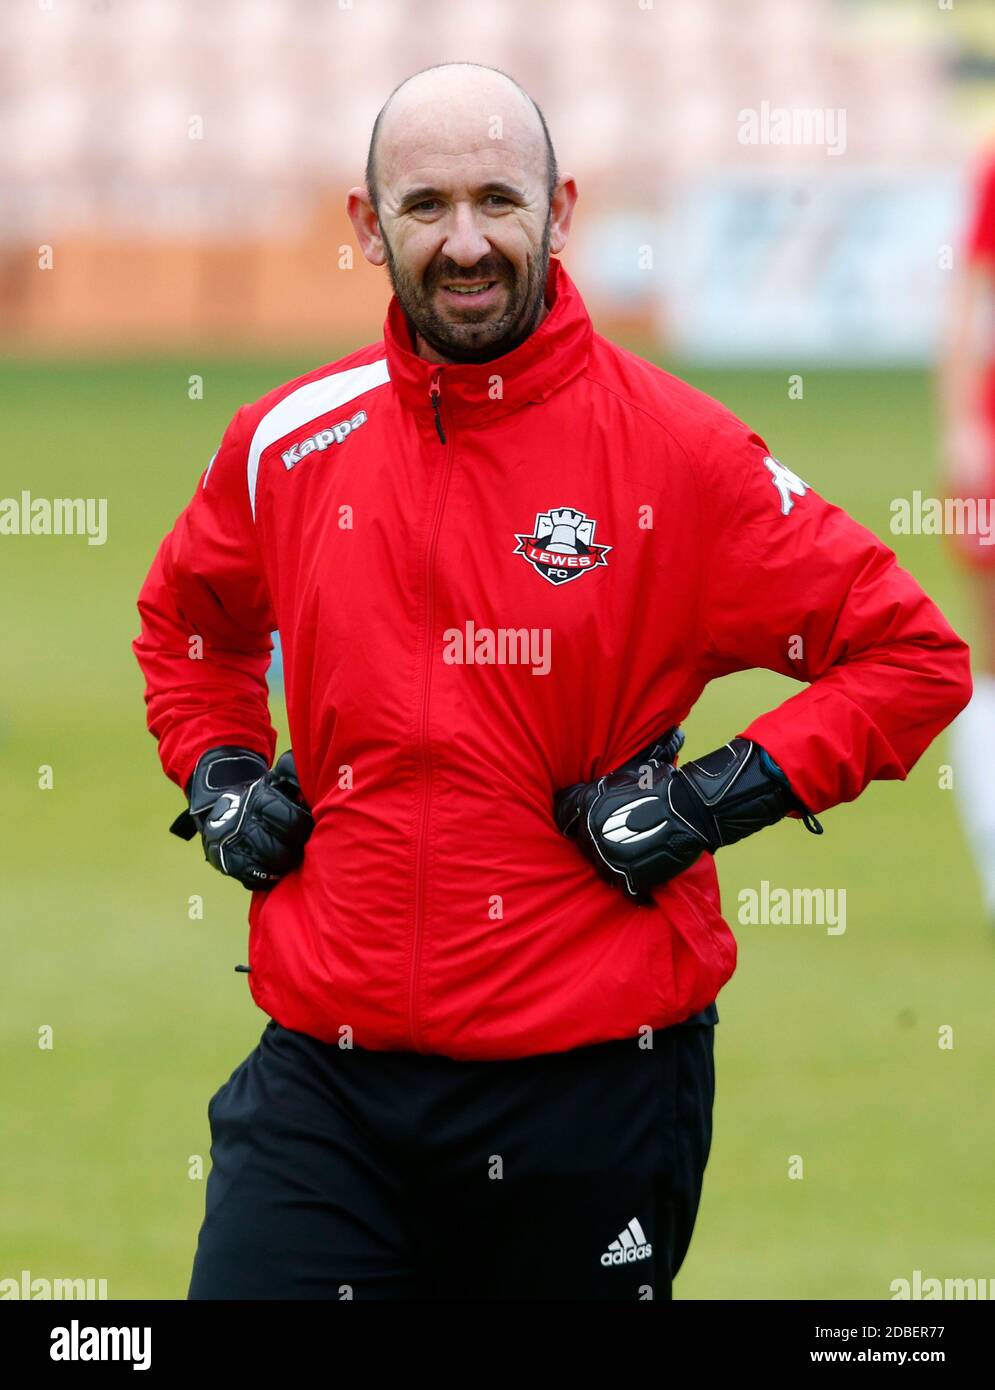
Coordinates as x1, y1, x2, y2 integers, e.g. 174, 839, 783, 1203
188, 1006, 717, 1301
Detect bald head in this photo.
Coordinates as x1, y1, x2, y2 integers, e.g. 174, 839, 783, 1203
349, 63, 574, 364
365, 63, 558, 217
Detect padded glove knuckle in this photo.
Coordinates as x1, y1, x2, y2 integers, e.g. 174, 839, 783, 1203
178, 744, 314, 891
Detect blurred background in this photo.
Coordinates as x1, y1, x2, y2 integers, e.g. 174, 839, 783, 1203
2, 0, 993, 1300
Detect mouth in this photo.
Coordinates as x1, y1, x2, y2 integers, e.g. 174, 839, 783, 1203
437, 279, 503, 308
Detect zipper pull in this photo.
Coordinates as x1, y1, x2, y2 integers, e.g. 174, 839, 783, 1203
429, 369, 447, 445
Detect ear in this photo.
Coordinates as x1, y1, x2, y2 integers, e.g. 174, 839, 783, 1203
346, 186, 386, 267
548, 175, 579, 256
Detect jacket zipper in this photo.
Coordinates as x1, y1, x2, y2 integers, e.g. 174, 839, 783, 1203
430, 372, 447, 444
409, 368, 454, 1049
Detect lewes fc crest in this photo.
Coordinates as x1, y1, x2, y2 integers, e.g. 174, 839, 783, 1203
513, 506, 612, 586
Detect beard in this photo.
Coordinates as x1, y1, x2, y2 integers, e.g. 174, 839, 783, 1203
381, 210, 553, 365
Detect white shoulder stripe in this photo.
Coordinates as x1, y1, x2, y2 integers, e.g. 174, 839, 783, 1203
247, 358, 390, 518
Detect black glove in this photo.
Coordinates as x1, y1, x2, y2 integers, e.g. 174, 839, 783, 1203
555, 734, 822, 904
169, 745, 313, 891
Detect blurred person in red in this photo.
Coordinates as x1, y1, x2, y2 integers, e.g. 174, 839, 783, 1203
939, 150, 995, 926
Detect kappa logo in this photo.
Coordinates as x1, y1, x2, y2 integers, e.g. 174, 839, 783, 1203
763, 454, 809, 516
281, 410, 368, 470
513, 506, 611, 586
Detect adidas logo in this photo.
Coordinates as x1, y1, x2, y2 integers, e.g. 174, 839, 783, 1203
600, 1218, 653, 1267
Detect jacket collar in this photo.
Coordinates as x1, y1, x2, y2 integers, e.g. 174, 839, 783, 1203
382, 257, 593, 430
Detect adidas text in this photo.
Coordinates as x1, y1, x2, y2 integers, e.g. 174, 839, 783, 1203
601, 1242, 653, 1267
601, 1218, 653, 1267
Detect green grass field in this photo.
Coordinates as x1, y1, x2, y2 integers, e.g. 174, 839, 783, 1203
0, 356, 990, 1300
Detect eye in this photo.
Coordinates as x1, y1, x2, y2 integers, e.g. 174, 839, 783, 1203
484, 194, 511, 207
410, 199, 440, 213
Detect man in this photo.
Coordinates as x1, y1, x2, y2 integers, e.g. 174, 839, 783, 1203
133, 63, 972, 1300
938, 149, 995, 926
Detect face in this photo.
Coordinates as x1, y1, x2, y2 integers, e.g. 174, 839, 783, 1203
347, 77, 577, 365
379, 182, 553, 365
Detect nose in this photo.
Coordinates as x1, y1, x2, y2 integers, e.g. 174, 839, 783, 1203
439, 200, 492, 268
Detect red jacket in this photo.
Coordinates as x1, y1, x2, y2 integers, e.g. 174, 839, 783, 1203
133, 258, 972, 1061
